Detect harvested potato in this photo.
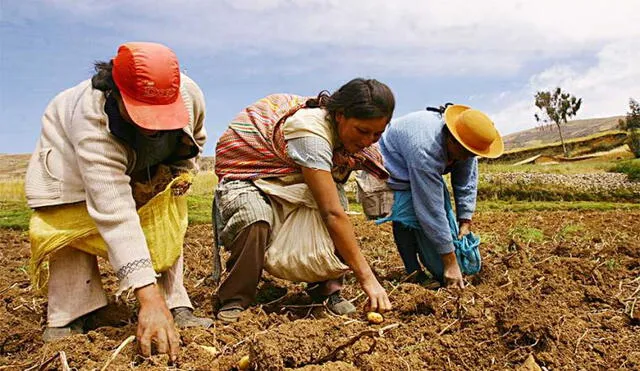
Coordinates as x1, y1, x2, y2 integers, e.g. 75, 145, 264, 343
197, 344, 218, 356
238, 355, 250, 370
367, 311, 384, 324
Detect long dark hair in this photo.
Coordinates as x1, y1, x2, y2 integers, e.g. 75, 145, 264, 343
306, 78, 395, 123
91, 60, 118, 94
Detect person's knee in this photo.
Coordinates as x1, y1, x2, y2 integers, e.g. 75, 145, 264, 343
225, 221, 271, 268
248, 221, 271, 245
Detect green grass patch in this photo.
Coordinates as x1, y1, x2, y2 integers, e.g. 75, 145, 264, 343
2, 168, 637, 231
187, 194, 213, 225
3, 198, 640, 231
348, 201, 363, 214
509, 225, 544, 243
486, 131, 630, 164
555, 223, 585, 240
478, 231, 500, 246
609, 159, 640, 181
186, 172, 216, 224
0, 179, 26, 202
558, 223, 584, 236
0, 172, 218, 229
0, 194, 215, 230
605, 258, 619, 271
0, 201, 32, 230
477, 180, 638, 203
190, 171, 218, 196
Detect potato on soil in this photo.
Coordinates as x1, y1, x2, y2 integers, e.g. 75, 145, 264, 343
367, 311, 384, 324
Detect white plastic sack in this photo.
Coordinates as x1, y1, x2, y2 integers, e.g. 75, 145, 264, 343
254, 179, 349, 282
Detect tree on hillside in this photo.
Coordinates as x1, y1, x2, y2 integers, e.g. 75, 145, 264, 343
534, 87, 582, 157
619, 98, 640, 157
618, 98, 640, 130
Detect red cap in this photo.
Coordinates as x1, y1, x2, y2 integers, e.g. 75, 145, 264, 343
112, 42, 188, 130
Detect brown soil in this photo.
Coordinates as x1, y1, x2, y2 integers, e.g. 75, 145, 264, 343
1, 211, 639, 370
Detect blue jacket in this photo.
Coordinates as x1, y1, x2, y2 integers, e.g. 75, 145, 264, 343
379, 110, 478, 254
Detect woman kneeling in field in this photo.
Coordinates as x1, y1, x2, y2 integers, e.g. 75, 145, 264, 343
213, 78, 395, 323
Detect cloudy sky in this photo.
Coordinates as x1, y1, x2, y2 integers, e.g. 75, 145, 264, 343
1, 0, 639, 154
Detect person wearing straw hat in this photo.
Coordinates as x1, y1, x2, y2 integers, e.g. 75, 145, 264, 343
377, 104, 503, 288
25, 42, 211, 360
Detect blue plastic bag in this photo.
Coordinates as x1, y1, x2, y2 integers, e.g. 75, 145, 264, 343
443, 185, 481, 275
376, 179, 481, 275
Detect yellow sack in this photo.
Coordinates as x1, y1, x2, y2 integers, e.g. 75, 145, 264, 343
29, 173, 191, 291
254, 179, 350, 283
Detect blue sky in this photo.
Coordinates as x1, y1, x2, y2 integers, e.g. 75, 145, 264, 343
1, 0, 639, 155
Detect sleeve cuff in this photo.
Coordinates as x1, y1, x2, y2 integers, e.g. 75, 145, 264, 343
436, 242, 456, 255
115, 260, 157, 296
457, 211, 474, 221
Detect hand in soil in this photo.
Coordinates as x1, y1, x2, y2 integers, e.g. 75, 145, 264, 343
442, 252, 465, 289
443, 270, 465, 289
361, 277, 392, 312
135, 284, 181, 361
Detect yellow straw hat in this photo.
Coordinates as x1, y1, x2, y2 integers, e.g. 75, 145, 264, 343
443, 105, 504, 159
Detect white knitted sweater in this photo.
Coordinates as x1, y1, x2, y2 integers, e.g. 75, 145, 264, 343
25, 74, 207, 292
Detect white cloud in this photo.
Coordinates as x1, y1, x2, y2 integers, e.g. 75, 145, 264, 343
25, 0, 639, 77
7, 0, 640, 135
490, 38, 640, 135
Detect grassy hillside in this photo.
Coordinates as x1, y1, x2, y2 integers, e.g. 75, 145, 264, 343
0, 153, 30, 180
503, 115, 623, 151
489, 130, 631, 163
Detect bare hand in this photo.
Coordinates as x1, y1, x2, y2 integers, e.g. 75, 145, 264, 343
441, 252, 465, 289
135, 284, 180, 362
457, 221, 472, 240
361, 277, 392, 313
171, 179, 191, 196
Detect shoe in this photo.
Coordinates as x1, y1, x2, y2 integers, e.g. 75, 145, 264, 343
306, 285, 356, 315
171, 307, 214, 329
414, 271, 429, 284
325, 292, 356, 315
42, 316, 85, 342
412, 270, 441, 289
216, 304, 244, 324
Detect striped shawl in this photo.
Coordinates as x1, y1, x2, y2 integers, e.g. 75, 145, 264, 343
215, 94, 388, 183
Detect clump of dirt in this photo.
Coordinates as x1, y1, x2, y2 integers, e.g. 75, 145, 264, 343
1, 211, 639, 370
392, 283, 439, 315
131, 165, 174, 207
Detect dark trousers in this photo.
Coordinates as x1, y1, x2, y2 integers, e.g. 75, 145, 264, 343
392, 222, 446, 281
217, 222, 270, 309
217, 222, 343, 309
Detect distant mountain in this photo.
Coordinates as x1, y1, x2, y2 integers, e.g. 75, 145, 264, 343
503, 116, 624, 151
0, 153, 217, 181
